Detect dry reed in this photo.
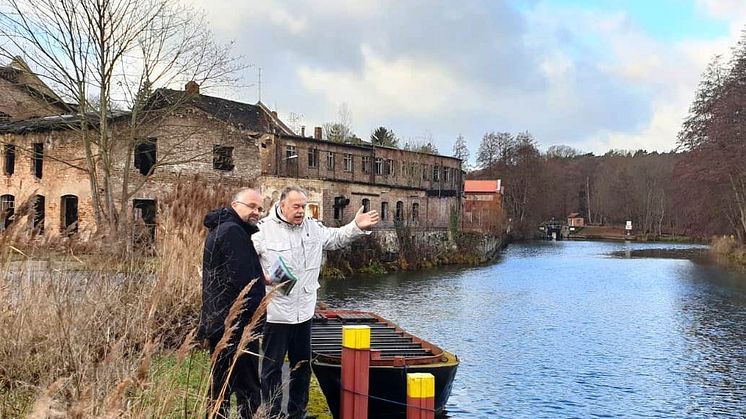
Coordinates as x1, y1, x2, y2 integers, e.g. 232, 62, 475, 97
0, 176, 257, 418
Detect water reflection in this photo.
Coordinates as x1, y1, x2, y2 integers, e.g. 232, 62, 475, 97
319, 241, 746, 418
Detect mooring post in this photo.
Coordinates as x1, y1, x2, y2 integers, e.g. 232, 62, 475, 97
341, 325, 370, 419
407, 372, 435, 419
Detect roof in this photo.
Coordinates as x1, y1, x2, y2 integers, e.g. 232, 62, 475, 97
154, 89, 295, 135
465, 180, 500, 193
568, 212, 582, 218
279, 133, 463, 162
0, 110, 130, 134
0, 57, 69, 112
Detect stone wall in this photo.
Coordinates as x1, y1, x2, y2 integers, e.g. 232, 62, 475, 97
324, 228, 507, 275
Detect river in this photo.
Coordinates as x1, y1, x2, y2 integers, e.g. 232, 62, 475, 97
318, 240, 746, 418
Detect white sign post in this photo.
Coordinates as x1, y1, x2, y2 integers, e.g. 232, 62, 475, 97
625, 220, 632, 236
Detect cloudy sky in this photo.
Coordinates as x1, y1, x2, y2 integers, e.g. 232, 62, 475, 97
186, 0, 746, 163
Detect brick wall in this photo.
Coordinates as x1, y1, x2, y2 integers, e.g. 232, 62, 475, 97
256, 175, 458, 230
0, 78, 63, 119
0, 106, 264, 239
1, 129, 95, 236
268, 135, 462, 194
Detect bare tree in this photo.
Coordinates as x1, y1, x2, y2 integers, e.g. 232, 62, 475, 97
546, 145, 579, 159
403, 131, 439, 154
452, 134, 469, 168
324, 103, 357, 143
0, 0, 243, 237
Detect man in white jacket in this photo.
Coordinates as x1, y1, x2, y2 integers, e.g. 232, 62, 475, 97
253, 185, 379, 418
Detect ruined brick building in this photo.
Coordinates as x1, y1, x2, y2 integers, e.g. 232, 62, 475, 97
0, 58, 463, 241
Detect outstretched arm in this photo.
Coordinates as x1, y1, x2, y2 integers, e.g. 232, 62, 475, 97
322, 206, 380, 250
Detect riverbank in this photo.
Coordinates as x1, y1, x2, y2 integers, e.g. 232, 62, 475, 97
322, 230, 509, 278
711, 236, 746, 270
565, 225, 695, 242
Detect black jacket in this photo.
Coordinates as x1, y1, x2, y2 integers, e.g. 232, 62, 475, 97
197, 207, 265, 341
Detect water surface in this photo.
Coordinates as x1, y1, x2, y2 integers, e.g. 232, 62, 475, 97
319, 241, 746, 418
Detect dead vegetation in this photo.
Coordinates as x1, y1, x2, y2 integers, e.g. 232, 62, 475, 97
0, 177, 278, 418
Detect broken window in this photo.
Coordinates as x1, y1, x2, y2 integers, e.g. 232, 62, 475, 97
333, 196, 349, 221
362, 198, 370, 213
60, 195, 79, 236
412, 202, 419, 221
213, 145, 234, 171
32, 143, 43, 178
395, 201, 404, 221
133, 199, 157, 247
134, 138, 156, 176
433, 165, 440, 182
375, 157, 383, 175
344, 154, 353, 172
0, 194, 14, 230
308, 147, 318, 168
381, 201, 389, 221
362, 156, 371, 173
4, 144, 14, 175
326, 152, 334, 171
385, 159, 394, 176
286, 145, 297, 159
31, 194, 44, 234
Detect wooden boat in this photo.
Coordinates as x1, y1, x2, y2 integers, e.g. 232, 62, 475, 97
311, 310, 459, 418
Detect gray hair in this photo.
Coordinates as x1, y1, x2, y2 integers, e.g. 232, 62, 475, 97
279, 185, 307, 202
232, 187, 260, 202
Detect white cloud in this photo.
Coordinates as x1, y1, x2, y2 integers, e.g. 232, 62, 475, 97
185, 0, 307, 34
297, 45, 481, 128
180, 1, 745, 155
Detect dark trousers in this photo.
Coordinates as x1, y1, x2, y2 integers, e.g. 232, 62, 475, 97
261, 320, 312, 419
208, 333, 261, 419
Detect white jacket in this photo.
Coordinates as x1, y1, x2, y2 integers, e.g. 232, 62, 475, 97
252, 205, 368, 324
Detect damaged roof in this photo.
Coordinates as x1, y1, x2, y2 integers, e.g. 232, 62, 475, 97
153, 88, 295, 135
0, 110, 130, 134
0, 57, 71, 112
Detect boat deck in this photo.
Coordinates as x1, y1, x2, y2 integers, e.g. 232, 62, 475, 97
312, 311, 443, 364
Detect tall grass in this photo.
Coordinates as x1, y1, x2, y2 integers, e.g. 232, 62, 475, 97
711, 235, 746, 269
0, 176, 265, 418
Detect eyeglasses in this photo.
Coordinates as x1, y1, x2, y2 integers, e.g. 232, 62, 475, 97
235, 201, 264, 213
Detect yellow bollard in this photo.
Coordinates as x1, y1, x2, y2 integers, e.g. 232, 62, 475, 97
341, 325, 370, 419
407, 373, 435, 419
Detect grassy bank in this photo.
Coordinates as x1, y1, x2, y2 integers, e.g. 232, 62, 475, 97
711, 236, 746, 269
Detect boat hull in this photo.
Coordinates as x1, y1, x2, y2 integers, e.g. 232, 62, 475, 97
310, 310, 459, 418
312, 359, 458, 419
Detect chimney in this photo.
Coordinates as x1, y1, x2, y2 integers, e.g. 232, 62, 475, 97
314, 126, 322, 139
185, 81, 200, 95
301, 126, 306, 137
271, 111, 278, 118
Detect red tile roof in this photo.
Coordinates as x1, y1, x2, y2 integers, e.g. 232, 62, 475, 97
465, 180, 500, 193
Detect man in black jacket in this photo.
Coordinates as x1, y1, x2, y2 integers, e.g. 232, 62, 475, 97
198, 188, 265, 418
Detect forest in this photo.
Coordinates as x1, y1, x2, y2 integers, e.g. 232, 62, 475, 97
467, 34, 746, 243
